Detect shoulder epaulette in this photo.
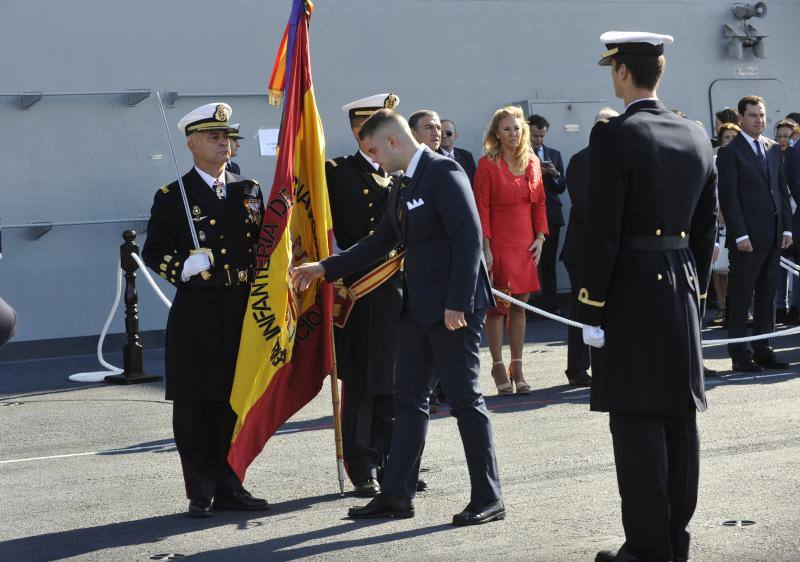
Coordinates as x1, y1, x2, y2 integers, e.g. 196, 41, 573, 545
160, 184, 169, 194
327, 159, 338, 168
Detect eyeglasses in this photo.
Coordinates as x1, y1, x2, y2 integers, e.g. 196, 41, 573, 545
443, 131, 454, 137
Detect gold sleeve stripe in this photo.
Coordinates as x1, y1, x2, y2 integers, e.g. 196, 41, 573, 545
578, 288, 605, 308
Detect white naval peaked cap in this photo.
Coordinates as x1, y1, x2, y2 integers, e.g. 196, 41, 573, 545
227, 123, 244, 139
177, 102, 233, 136
598, 31, 674, 66
341, 93, 400, 119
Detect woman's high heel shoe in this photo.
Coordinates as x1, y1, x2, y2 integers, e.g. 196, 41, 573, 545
509, 358, 531, 394
491, 361, 514, 395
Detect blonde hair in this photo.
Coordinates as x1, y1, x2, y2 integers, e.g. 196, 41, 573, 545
483, 106, 531, 171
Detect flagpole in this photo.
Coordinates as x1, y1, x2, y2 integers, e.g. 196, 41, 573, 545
329, 329, 346, 495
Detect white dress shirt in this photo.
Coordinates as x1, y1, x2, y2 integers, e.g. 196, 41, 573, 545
194, 166, 227, 198
404, 145, 427, 179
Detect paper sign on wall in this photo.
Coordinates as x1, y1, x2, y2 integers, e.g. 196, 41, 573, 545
258, 128, 280, 156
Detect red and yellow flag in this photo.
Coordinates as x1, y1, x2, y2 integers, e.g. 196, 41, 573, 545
228, 0, 333, 480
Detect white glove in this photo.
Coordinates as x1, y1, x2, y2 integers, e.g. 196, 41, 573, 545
181, 252, 212, 281
582, 325, 605, 348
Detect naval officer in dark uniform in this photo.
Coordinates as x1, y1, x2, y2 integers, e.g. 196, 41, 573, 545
142, 102, 268, 518
577, 33, 718, 561
326, 93, 404, 497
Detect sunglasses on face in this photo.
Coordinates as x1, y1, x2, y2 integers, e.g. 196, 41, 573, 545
443, 131, 454, 137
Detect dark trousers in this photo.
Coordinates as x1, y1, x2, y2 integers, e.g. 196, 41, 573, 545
610, 412, 699, 562
538, 225, 562, 310
564, 263, 590, 376
727, 242, 780, 361
341, 380, 394, 484
381, 307, 501, 502
172, 401, 244, 501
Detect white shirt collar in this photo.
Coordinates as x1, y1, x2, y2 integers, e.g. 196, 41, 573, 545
359, 150, 380, 171
624, 96, 659, 112
739, 130, 764, 153
404, 145, 427, 179
194, 166, 226, 189
442, 147, 455, 159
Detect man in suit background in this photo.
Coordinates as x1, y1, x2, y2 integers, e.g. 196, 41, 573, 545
718, 95, 793, 373
325, 93, 404, 498
560, 106, 619, 388
409, 109, 442, 152
528, 114, 565, 314
293, 109, 504, 526
578, 32, 718, 561
439, 118, 477, 185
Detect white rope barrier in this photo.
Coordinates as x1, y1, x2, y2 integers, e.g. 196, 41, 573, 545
69, 254, 172, 383
130, 253, 173, 309
491, 286, 800, 348
68, 262, 125, 382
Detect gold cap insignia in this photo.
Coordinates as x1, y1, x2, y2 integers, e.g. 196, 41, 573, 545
384, 93, 399, 109
215, 104, 229, 122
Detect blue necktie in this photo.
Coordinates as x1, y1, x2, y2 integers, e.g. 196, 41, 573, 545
754, 139, 768, 178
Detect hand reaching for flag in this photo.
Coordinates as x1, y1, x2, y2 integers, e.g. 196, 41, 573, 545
292, 262, 325, 291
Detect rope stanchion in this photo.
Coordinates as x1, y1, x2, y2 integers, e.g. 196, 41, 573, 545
491, 288, 800, 348
70, 231, 172, 384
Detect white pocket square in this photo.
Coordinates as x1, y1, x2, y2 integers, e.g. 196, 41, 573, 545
406, 198, 424, 210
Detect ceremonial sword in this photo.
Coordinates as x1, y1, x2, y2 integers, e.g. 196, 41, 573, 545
155, 91, 213, 280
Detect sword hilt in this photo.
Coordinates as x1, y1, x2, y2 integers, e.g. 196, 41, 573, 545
190, 248, 215, 280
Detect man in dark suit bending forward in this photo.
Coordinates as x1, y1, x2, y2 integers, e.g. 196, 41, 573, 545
293, 109, 504, 526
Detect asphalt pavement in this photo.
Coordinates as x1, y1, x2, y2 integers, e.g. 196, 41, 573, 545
1, 318, 799, 561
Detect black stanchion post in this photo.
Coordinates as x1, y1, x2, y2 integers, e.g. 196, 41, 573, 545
105, 230, 162, 385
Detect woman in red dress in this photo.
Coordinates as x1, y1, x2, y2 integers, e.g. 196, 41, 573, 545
475, 106, 548, 395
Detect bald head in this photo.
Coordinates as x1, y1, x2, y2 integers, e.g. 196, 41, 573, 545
359, 109, 420, 173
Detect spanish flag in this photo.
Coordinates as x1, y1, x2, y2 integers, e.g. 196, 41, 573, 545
228, 0, 333, 480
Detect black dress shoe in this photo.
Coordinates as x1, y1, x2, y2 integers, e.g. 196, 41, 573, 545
567, 371, 592, 387
213, 490, 270, 511
754, 358, 790, 369
452, 498, 505, 526
188, 499, 213, 518
594, 549, 639, 562
416, 479, 428, 492
348, 493, 414, 519
731, 359, 764, 373
354, 477, 380, 498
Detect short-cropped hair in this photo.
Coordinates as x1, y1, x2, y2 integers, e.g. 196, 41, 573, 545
738, 95, 765, 116
612, 54, 665, 91
358, 108, 404, 140
715, 107, 739, 125
408, 110, 438, 131
527, 114, 550, 130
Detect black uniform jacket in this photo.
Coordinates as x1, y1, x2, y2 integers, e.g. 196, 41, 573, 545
576, 100, 718, 415
142, 168, 264, 401
326, 151, 402, 395
560, 145, 590, 266
324, 149, 493, 326
717, 133, 792, 251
